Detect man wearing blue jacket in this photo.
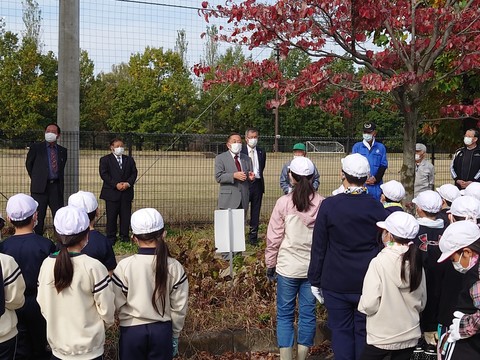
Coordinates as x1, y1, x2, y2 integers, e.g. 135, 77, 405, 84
352, 122, 388, 201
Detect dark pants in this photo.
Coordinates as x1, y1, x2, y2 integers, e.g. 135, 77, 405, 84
360, 344, 414, 360
119, 321, 173, 360
32, 181, 63, 235
0, 336, 16, 360
323, 289, 366, 360
248, 180, 263, 244
105, 198, 132, 243
15, 296, 50, 360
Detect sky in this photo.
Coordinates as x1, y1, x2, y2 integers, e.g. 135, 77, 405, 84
1, 0, 272, 74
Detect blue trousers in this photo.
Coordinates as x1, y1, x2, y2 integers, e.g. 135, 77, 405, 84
323, 289, 366, 360
276, 275, 316, 348
119, 321, 173, 360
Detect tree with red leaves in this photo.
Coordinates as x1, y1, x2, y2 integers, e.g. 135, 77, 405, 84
194, 0, 480, 198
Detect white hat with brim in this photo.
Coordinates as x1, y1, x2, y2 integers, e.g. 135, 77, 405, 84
464, 182, 480, 201
54, 206, 90, 236
376, 212, 419, 239
131, 208, 164, 235
412, 190, 443, 213
68, 191, 98, 214
438, 220, 480, 262
289, 157, 315, 177
380, 180, 406, 202
447, 195, 480, 220
6, 193, 39, 221
341, 154, 370, 178
436, 184, 461, 203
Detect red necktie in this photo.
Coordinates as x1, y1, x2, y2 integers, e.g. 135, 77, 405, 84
50, 143, 58, 174
234, 155, 241, 172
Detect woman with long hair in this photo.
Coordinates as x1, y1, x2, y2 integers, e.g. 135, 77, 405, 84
37, 205, 115, 360
265, 156, 324, 360
112, 208, 188, 360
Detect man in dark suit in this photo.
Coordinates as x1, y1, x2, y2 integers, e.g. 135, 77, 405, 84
25, 123, 67, 235
241, 128, 266, 245
215, 133, 255, 212
99, 138, 138, 244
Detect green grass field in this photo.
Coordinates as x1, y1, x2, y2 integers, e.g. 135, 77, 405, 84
0, 149, 454, 226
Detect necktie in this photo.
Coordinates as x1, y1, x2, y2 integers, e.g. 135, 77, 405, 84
117, 156, 122, 169
234, 155, 241, 172
49, 144, 58, 174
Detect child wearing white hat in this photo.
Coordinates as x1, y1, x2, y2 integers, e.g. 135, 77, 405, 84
359, 212, 426, 360
437, 221, 480, 359
112, 208, 188, 359
68, 191, 117, 275
412, 190, 446, 356
1, 193, 55, 359
380, 180, 406, 215
436, 184, 462, 225
37, 206, 115, 360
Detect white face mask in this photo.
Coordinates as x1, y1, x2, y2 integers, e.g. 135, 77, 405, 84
247, 138, 258, 148
453, 253, 479, 273
113, 147, 124, 156
415, 154, 421, 161
230, 143, 242, 154
464, 137, 474, 146
363, 133, 373, 142
45, 132, 57, 143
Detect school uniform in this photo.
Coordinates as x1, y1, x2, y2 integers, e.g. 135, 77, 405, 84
37, 253, 115, 360
112, 248, 189, 360
82, 230, 117, 272
0, 233, 55, 359
383, 202, 404, 215
0, 254, 25, 359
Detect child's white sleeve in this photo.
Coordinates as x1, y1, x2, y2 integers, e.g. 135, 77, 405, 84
2, 254, 25, 311
170, 261, 189, 338
90, 262, 115, 329
358, 258, 381, 316
111, 261, 128, 311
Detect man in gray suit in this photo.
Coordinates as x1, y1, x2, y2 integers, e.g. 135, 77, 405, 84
215, 133, 255, 212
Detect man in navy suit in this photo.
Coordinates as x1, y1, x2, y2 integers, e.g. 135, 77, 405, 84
241, 128, 266, 245
25, 123, 67, 235
99, 138, 138, 244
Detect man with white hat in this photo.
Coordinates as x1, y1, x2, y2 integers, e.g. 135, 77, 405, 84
1, 193, 55, 359
68, 191, 116, 275
308, 153, 386, 360
436, 221, 480, 359
412, 190, 446, 355
436, 184, 462, 225
414, 143, 435, 198
380, 180, 406, 214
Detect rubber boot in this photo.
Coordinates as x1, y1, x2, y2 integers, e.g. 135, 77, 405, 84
279, 347, 293, 360
297, 344, 309, 360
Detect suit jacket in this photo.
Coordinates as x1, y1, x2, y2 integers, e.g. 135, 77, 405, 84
215, 150, 253, 211
241, 145, 266, 193
99, 153, 138, 202
25, 142, 67, 194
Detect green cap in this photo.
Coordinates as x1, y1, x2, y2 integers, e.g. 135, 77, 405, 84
293, 143, 306, 151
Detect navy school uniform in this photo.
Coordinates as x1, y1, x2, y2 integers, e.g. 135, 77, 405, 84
0, 233, 55, 359
82, 230, 117, 271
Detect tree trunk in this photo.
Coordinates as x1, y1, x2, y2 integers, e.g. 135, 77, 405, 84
401, 108, 418, 204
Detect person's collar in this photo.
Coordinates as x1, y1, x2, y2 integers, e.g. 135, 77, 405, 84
363, 138, 375, 150
229, 150, 237, 157
138, 247, 156, 255
467, 142, 478, 150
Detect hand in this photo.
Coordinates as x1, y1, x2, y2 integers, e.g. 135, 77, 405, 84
266, 267, 276, 283
172, 337, 179, 357
447, 311, 465, 343
116, 183, 123, 191
233, 171, 247, 181
365, 176, 376, 185
248, 171, 255, 181
424, 331, 438, 345
456, 180, 467, 189
311, 286, 324, 304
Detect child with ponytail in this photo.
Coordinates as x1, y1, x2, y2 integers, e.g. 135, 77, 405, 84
358, 211, 427, 360
112, 208, 188, 360
37, 205, 115, 360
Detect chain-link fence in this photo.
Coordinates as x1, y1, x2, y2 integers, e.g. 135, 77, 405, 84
0, 131, 455, 230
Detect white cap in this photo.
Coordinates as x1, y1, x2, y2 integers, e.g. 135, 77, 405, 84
376, 212, 419, 239
448, 195, 480, 220
436, 184, 461, 203
289, 157, 315, 176
438, 221, 480, 262
68, 191, 98, 214
412, 190, 443, 213
415, 143, 427, 153
6, 193, 38, 221
464, 182, 480, 201
332, 184, 345, 196
341, 154, 370, 178
54, 206, 90, 235
131, 208, 165, 235
380, 180, 406, 202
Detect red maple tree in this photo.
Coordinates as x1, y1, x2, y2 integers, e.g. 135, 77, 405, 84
194, 0, 480, 198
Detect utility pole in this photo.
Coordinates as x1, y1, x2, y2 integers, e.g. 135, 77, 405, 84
274, 44, 280, 153
58, 0, 80, 198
